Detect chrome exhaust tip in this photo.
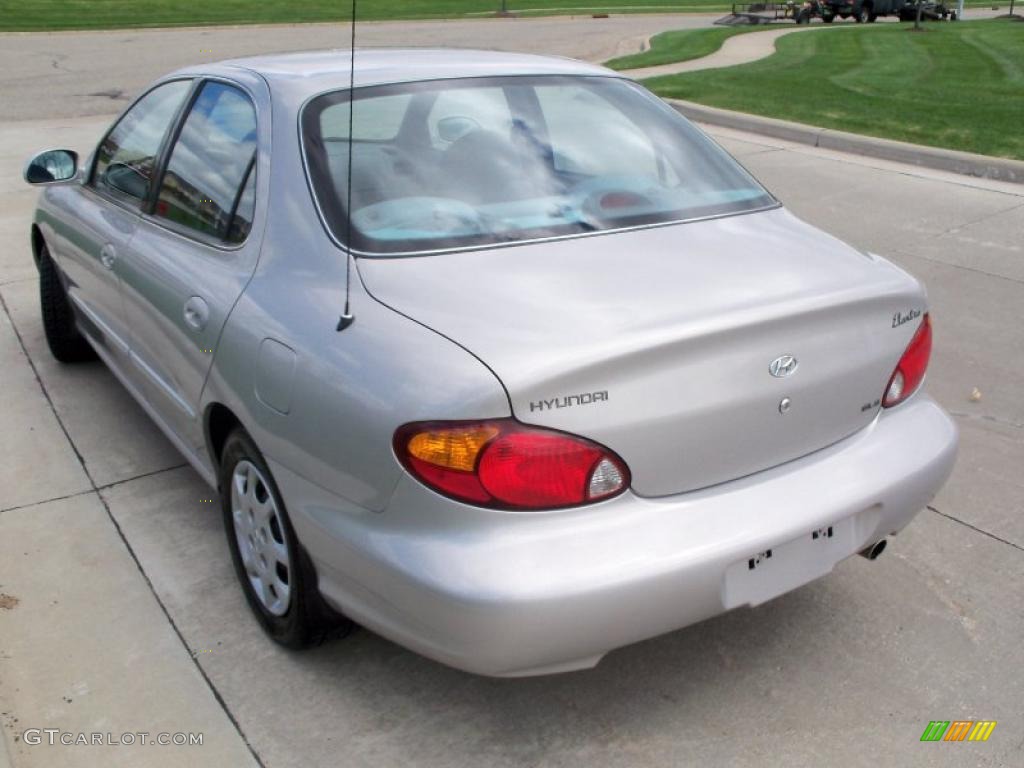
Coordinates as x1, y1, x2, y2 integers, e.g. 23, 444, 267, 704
858, 539, 887, 561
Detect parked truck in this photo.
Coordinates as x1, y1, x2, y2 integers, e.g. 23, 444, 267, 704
720, 0, 954, 24
797, 0, 906, 23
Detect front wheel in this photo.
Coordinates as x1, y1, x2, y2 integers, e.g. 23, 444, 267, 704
38, 241, 96, 363
220, 428, 352, 649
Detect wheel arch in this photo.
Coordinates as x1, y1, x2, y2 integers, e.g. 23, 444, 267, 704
205, 401, 244, 472
31, 224, 45, 269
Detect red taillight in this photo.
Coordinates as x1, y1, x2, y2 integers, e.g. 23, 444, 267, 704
883, 314, 932, 408
394, 420, 630, 510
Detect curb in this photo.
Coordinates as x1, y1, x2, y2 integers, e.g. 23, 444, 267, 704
668, 99, 1024, 185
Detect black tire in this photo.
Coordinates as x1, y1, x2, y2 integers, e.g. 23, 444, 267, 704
868, 12, 878, 21
796, 9, 811, 23
822, 13, 835, 21
855, 6, 867, 22
38, 241, 96, 363
220, 428, 353, 649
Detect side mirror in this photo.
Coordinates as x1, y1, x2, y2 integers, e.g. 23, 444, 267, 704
24, 149, 79, 185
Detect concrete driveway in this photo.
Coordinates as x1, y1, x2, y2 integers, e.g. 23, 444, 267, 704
0, 14, 721, 121
2, 17, 1023, 768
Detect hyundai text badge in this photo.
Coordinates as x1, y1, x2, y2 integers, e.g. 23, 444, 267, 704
769, 355, 799, 378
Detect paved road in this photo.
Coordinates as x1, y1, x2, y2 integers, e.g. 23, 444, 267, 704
1, 16, 1023, 768
0, 14, 720, 121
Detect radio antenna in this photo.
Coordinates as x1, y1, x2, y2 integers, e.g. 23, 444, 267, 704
336, 0, 357, 332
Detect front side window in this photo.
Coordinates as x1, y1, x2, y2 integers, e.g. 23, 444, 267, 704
92, 80, 192, 203
536, 84, 666, 180
426, 87, 511, 150
154, 81, 257, 243
302, 76, 775, 255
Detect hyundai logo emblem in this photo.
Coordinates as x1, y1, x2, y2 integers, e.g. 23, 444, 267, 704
769, 355, 799, 378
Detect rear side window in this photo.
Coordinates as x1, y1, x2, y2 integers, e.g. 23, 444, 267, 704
92, 80, 192, 204
154, 81, 257, 243
226, 164, 256, 244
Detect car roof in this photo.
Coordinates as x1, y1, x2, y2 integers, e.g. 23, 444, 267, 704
180, 48, 621, 98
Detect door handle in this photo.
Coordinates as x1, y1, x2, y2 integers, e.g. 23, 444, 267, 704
183, 296, 210, 332
100, 244, 117, 270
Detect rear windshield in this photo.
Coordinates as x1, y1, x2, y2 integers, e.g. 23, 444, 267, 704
301, 76, 775, 255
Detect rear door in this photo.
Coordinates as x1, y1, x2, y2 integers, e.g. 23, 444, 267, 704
118, 76, 266, 455
54, 80, 192, 370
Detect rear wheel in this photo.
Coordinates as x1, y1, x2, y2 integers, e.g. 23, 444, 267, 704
220, 428, 353, 649
38, 241, 96, 363
796, 9, 812, 22
855, 6, 868, 21
822, 12, 835, 21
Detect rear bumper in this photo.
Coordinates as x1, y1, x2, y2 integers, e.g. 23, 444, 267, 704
275, 394, 957, 677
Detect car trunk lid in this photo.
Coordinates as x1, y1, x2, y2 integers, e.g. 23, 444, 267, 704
359, 208, 928, 496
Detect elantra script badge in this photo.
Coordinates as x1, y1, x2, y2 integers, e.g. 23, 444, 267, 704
892, 308, 922, 329
769, 355, 799, 378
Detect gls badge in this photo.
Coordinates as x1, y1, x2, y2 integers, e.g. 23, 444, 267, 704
769, 355, 799, 378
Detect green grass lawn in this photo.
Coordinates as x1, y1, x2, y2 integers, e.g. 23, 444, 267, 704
605, 26, 761, 70
0, 0, 1007, 30
643, 19, 1024, 160
0, 1, 736, 31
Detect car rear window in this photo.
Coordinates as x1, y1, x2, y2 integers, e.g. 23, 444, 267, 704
301, 76, 776, 255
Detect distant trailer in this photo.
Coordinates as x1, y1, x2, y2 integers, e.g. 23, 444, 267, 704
715, 2, 798, 24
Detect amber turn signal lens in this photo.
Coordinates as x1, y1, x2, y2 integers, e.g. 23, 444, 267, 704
407, 425, 500, 472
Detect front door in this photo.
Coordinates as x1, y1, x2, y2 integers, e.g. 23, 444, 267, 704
55, 79, 193, 371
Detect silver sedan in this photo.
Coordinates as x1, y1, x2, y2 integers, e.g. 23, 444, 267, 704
24, 49, 958, 676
